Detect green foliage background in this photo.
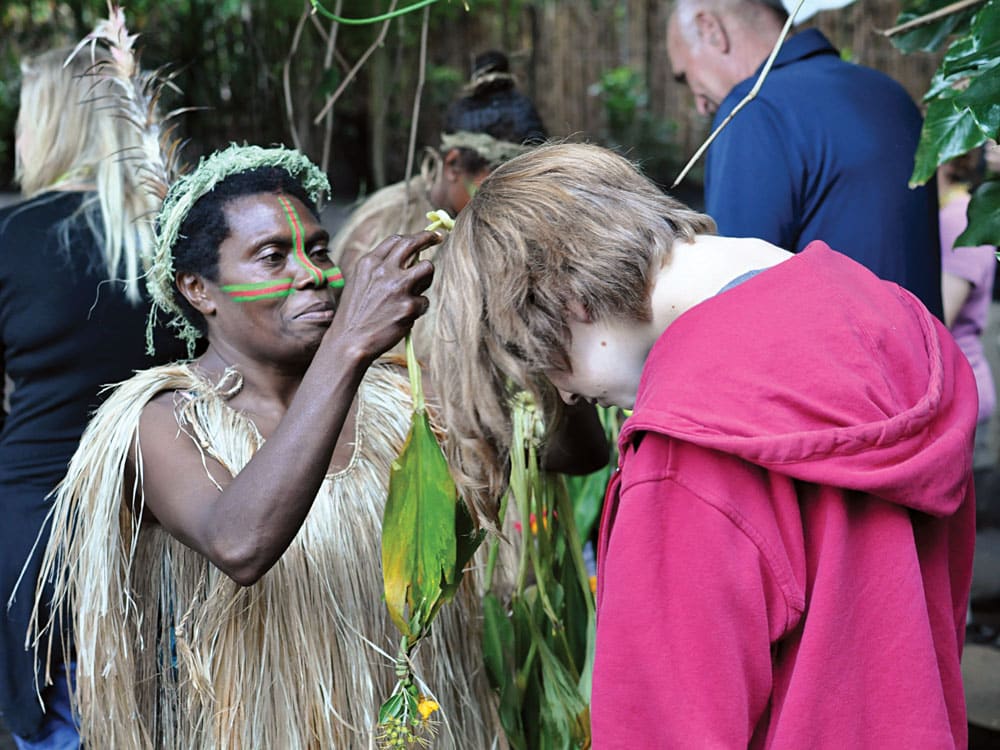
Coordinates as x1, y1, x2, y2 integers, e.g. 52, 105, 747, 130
893, 0, 999, 247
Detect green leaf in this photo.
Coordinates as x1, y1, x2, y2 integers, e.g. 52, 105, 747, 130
482, 593, 514, 690
564, 468, 609, 544
911, 97, 987, 186
378, 692, 404, 724
382, 410, 459, 637
955, 179, 1000, 247
955, 66, 1000, 138
891, 0, 980, 54
438, 499, 485, 604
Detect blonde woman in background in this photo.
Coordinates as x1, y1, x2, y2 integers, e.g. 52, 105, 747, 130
0, 47, 185, 748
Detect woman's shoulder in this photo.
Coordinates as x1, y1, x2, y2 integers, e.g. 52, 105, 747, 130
0, 191, 88, 246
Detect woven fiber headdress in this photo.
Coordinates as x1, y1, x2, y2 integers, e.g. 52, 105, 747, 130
147, 143, 331, 356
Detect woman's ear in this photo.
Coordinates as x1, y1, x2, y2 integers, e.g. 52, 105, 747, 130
443, 148, 463, 181
566, 299, 592, 323
176, 271, 216, 317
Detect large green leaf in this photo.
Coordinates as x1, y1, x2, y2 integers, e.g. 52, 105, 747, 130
939, 1, 1000, 76
382, 410, 459, 637
956, 179, 1000, 247
955, 65, 1000, 138
911, 97, 987, 186
482, 593, 527, 748
438, 498, 485, 604
891, 0, 980, 54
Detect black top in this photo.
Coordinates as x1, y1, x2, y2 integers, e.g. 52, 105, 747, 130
0, 191, 186, 737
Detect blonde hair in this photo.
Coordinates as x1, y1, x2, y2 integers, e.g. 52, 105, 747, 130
429, 142, 715, 520
16, 47, 159, 302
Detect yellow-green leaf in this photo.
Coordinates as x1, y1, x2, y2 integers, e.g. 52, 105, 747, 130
382, 411, 459, 637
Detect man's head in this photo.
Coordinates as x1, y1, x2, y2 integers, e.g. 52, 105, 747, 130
429, 142, 714, 507
667, 0, 787, 116
148, 144, 331, 355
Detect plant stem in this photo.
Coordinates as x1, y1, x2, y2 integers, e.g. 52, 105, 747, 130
310, 0, 439, 25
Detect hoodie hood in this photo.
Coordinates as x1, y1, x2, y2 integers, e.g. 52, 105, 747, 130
621, 242, 977, 517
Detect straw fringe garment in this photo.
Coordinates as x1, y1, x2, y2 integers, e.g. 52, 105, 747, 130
331, 175, 436, 268
32, 360, 503, 749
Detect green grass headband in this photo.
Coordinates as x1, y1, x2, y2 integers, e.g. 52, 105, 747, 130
146, 143, 331, 356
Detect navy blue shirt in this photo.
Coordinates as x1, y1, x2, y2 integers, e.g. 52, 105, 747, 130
705, 29, 943, 319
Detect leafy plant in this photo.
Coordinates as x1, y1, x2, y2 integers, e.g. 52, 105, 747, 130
481, 394, 595, 750
589, 65, 682, 189
891, 0, 999, 246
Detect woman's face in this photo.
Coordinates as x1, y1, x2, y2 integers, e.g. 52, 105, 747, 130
195, 192, 341, 365
439, 149, 491, 215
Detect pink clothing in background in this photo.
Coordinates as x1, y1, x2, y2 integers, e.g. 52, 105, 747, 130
940, 191, 997, 423
593, 243, 976, 749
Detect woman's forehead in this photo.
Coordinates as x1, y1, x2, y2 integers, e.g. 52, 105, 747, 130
223, 192, 319, 233
219, 192, 323, 253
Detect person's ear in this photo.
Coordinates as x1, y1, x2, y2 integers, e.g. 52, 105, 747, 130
443, 148, 463, 181
566, 299, 592, 324
695, 10, 730, 54
176, 271, 217, 317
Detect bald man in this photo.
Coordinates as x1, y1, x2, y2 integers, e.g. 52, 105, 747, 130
667, 0, 943, 319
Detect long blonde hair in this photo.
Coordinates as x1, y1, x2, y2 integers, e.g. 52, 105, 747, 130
15, 47, 159, 302
429, 142, 716, 521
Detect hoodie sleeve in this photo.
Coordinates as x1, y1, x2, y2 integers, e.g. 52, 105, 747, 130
592, 435, 796, 748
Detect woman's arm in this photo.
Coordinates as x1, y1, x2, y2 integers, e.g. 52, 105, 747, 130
137, 233, 437, 586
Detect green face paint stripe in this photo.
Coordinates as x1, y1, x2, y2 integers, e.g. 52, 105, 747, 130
230, 288, 296, 302
277, 195, 324, 285
222, 278, 294, 293
324, 267, 345, 287
228, 283, 295, 299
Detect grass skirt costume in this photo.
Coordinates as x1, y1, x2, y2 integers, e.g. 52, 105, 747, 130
30, 360, 502, 749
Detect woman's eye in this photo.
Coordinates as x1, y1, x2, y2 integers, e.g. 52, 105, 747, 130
259, 249, 285, 266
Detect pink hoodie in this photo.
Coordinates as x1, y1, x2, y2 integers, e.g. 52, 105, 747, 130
593, 243, 976, 749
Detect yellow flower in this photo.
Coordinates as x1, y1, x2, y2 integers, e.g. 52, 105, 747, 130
589, 575, 597, 594
417, 697, 440, 721
424, 210, 454, 232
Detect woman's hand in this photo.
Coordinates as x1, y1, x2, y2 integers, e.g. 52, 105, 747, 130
325, 231, 439, 365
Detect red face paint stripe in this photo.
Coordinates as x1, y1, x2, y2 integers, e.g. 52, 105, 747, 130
230, 289, 295, 302
277, 195, 324, 285
227, 281, 295, 298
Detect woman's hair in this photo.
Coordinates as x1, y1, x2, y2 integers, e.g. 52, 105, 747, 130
16, 47, 161, 302
424, 50, 548, 180
445, 50, 547, 146
169, 167, 319, 335
429, 142, 715, 521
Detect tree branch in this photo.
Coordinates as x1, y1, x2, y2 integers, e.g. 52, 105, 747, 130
402, 5, 431, 221
312, 0, 399, 125
878, 0, 985, 38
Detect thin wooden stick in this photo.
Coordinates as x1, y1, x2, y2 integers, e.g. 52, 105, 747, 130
282, 3, 311, 152
401, 4, 431, 221
320, 0, 345, 175
312, 0, 399, 125
878, 0, 984, 38
671, 0, 805, 189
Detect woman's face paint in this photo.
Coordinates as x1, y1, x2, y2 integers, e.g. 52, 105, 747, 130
220, 267, 343, 302
219, 195, 344, 302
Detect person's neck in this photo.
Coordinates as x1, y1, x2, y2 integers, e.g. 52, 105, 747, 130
196, 343, 308, 411
648, 234, 791, 333
730, 16, 792, 84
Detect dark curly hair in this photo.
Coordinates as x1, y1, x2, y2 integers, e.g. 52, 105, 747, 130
444, 50, 548, 174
